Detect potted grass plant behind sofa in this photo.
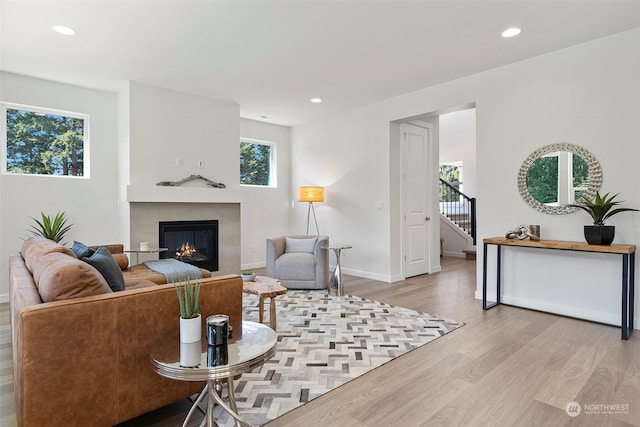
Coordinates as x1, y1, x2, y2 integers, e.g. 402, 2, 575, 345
569, 191, 638, 245
26, 211, 73, 244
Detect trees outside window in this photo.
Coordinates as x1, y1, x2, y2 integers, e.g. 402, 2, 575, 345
240, 139, 275, 187
526, 153, 589, 204
2, 103, 88, 177
439, 164, 463, 202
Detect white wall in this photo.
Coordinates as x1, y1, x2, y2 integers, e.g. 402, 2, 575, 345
0, 72, 125, 301
239, 118, 292, 269
129, 82, 240, 189
127, 84, 291, 268
291, 111, 394, 282
291, 28, 640, 328
439, 108, 477, 197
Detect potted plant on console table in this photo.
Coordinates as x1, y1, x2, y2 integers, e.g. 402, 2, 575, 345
175, 279, 201, 343
569, 191, 638, 245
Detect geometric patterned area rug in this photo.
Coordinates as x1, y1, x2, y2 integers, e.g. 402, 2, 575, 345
213, 290, 463, 426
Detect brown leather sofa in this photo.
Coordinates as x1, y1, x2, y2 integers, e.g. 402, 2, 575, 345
10, 237, 243, 427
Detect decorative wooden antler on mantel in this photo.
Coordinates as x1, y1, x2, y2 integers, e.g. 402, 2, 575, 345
156, 174, 226, 188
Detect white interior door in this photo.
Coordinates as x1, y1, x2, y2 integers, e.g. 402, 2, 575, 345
401, 123, 431, 278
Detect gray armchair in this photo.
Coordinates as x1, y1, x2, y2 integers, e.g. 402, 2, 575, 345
266, 235, 329, 289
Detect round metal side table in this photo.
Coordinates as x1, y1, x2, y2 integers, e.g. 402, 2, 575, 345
321, 243, 352, 296
150, 321, 277, 427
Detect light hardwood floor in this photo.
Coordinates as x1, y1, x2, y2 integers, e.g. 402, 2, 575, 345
3, 257, 640, 426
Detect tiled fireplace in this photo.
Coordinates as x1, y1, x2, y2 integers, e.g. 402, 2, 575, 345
129, 202, 240, 275
159, 219, 219, 271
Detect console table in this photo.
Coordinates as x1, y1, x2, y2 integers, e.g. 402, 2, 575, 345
482, 237, 636, 340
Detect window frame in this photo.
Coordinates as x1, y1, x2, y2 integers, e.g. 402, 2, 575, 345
239, 137, 277, 188
1, 102, 90, 178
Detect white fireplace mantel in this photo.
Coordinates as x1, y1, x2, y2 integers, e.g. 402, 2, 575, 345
125, 185, 244, 204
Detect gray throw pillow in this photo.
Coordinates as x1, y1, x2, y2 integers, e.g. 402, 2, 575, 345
285, 237, 317, 253
83, 246, 125, 292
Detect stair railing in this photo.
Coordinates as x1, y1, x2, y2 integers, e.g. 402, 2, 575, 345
439, 178, 476, 245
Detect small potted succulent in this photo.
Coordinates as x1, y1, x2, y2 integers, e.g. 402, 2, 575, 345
175, 278, 201, 343
241, 271, 256, 282
569, 191, 638, 245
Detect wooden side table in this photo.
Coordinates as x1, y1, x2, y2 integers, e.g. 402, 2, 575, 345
242, 276, 288, 330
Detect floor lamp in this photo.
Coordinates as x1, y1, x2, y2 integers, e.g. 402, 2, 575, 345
298, 186, 324, 235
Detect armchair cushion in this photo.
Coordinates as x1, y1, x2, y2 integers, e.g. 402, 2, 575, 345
275, 253, 316, 280
285, 236, 317, 253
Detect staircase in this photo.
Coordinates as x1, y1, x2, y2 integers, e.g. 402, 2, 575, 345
439, 179, 476, 245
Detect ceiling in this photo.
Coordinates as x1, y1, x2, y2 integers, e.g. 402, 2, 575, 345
1, 1, 639, 127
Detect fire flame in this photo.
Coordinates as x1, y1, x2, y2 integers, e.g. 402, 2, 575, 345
176, 242, 196, 258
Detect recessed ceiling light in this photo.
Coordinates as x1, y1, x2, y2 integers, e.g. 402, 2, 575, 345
310, 98, 322, 103
52, 25, 76, 36
501, 27, 521, 38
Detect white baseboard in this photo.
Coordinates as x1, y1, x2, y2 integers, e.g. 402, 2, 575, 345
341, 267, 441, 284
443, 251, 466, 259
241, 262, 266, 271
0, 294, 8, 304
342, 267, 396, 283
473, 290, 635, 328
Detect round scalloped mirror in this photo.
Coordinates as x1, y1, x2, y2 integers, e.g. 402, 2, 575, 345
518, 143, 602, 215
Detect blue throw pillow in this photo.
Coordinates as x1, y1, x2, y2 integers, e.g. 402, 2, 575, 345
72, 241, 95, 259
83, 246, 125, 292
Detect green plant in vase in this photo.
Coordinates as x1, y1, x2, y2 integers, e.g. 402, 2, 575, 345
175, 278, 201, 319
26, 211, 73, 244
241, 271, 256, 282
176, 278, 202, 344
569, 191, 638, 245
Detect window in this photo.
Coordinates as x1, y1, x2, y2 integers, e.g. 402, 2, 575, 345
439, 162, 463, 201
240, 138, 276, 187
1, 103, 89, 177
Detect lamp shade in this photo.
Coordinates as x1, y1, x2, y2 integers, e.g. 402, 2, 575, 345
298, 186, 324, 203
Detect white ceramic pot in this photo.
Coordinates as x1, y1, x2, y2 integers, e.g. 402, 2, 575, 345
241, 273, 256, 282
179, 340, 202, 367
180, 314, 202, 343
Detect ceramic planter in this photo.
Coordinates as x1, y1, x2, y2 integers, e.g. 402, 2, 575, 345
179, 340, 202, 367
584, 225, 615, 246
180, 313, 202, 343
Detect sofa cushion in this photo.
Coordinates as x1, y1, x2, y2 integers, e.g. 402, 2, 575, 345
285, 237, 317, 253
22, 236, 76, 274
83, 246, 126, 292
112, 254, 129, 271
35, 252, 112, 302
72, 241, 95, 259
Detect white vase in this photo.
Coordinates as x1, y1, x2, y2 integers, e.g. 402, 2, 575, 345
180, 341, 202, 367
180, 314, 201, 343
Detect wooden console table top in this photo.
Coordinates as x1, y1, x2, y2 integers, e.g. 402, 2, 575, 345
483, 237, 636, 255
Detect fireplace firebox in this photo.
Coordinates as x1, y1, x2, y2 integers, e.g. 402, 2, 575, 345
159, 220, 218, 272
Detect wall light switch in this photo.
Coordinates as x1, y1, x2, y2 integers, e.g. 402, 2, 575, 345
176, 157, 183, 167
376, 201, 384, 210
197, 160, 204, 168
